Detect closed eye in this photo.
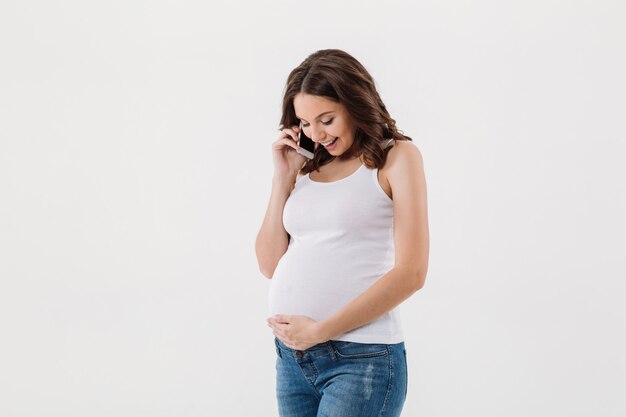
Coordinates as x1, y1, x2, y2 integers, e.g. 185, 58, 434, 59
301, 118, 334, 128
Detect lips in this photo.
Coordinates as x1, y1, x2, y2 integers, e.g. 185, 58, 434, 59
322, 138, 338, 147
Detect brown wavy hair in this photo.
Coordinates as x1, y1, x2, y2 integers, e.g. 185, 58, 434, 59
278, 49, 413, 175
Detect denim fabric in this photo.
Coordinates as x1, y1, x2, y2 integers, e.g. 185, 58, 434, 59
274, 337, 408, 417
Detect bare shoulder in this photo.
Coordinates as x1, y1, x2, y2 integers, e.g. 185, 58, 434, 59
377, 140, 424, 200
382, 140, 429, 283
381, 140, 424, 180
388, 139, 422, 164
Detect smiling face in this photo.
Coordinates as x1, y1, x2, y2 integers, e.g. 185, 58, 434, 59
293, 93, 357, 157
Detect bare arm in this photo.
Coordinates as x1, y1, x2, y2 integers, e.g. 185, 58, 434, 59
319, 143, 429, 339
255, 175, 296, 279
269, 142, 429, 349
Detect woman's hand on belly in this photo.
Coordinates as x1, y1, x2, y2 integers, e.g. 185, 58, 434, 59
267, 314, 328, 351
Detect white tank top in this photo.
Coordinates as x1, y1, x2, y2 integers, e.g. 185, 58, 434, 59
268, 142, 403, 344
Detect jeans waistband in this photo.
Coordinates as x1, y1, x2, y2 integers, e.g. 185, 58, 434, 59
274, 337, 336, 358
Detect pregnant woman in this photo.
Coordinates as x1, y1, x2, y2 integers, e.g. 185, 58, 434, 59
255, 49, 429, 417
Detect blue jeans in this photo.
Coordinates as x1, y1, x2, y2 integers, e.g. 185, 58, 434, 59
274, 337, 408, 417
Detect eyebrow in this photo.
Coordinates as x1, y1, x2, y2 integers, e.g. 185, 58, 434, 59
295, 111, 335, 122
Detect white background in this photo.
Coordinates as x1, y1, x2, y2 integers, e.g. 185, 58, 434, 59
1, 1, 625, 416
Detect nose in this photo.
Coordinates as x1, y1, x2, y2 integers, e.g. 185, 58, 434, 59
309, 125, 327, 142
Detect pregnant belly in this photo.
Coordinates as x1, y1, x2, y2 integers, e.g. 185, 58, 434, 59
267, 250, 392, 321
267, 264, 403, 344
266, 242, 401, 343
268, 268, 349, 321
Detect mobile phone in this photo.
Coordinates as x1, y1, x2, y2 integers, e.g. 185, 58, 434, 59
296, 122, 315, 159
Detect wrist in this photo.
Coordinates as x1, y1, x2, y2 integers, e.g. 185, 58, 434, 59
316, 318, 336, 342
271, 175, 295, 194
272, 174, 296, 187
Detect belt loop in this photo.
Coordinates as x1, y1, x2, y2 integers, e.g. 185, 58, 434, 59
326, 340, 337, 361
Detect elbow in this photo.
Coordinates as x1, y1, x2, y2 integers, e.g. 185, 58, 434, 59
414, 275, 425, 292
415, 269, 428, 291
413, 259, 429, 291
408, 268, 427, 293
255, 248, 274, 280
257, 262, 275, 280
395, 265, 426, 293
255, 239, 286, 280
394, 266, 426, 294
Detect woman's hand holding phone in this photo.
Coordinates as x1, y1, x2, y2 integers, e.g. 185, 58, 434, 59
272, 125, 307, 181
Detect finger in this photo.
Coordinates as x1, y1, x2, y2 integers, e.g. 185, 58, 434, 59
269, 322, 282, 331
273, 329, 289, 342
275, 323, 292, 332
279, 128, 299, 143
269, 322, 285, 331
272, 137, 299, 151
274, 132, 299, 146
277, 336, 294, 350
274, 314, 290, 323
274, 324, 291, 336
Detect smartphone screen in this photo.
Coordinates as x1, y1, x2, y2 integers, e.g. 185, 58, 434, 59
296, 122, 315, 159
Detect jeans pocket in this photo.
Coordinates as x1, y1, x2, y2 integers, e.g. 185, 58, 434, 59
274, 337, 282, 358
331, 341, 389, 359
